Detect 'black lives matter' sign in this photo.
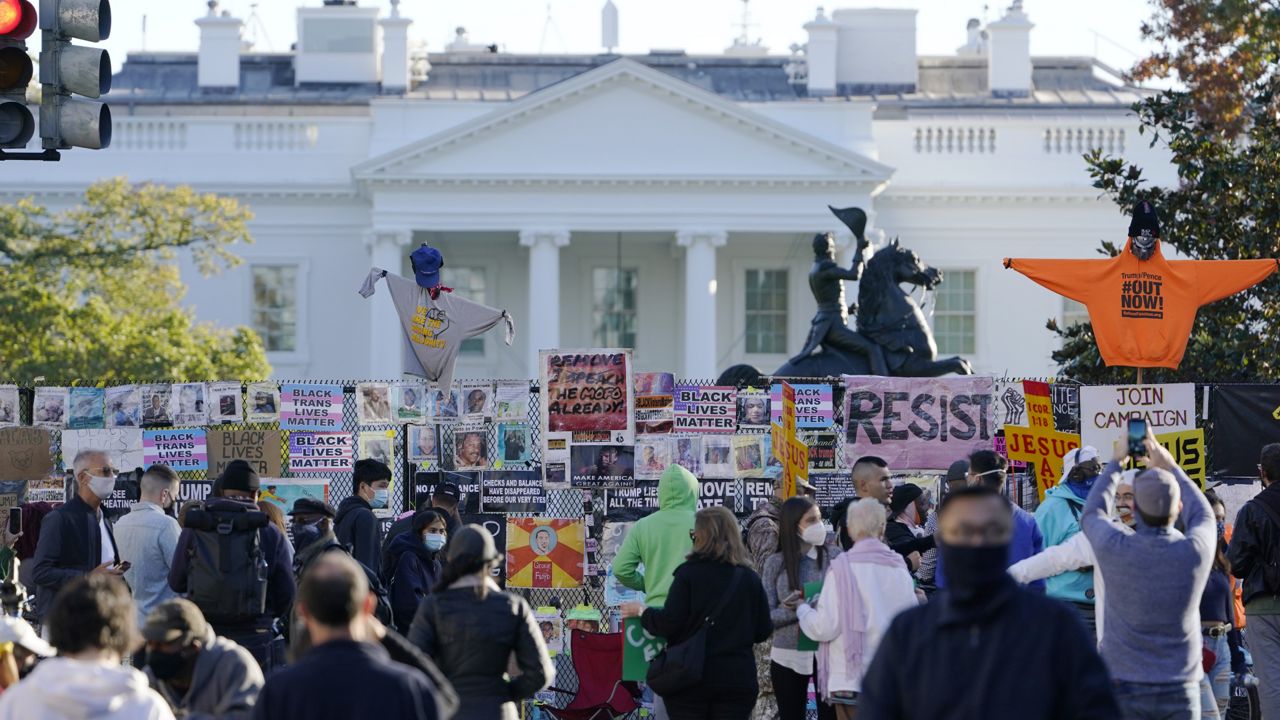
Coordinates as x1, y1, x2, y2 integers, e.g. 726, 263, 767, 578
1120, 273, 1165, 320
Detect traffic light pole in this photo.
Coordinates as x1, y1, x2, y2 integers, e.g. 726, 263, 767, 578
0, 148, 60, 160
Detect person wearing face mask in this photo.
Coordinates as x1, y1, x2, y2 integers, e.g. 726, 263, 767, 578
761, 496, 840, 720
388, 509, 448, 636
1007, 470, 1138, 645
289, 499, 393, 630
1034, 445, 1102, 634
114, 465, 182, 631
884, 484, 935, 573
858, 486, 1120, 720
142, 599, 264, 720
336, 460, 392, 574
31, 449, 125, 625
936, 451, 1044, 593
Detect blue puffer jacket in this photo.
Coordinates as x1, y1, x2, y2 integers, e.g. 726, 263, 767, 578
388, 531, 442, 635
1035, 482, 1094, 604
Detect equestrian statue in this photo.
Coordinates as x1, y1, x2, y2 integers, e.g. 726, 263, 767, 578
720, 206, 973, 383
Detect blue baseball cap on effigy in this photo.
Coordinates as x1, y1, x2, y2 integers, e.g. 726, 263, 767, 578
410, 244, 444, 289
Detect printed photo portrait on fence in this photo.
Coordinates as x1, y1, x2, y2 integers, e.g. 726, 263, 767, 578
34, 387, 69, 428
461, 381, 492, 419
207, 381, 243, 424
140, 384, 172, 427
68, 387, 105, 430
736, 390, 770, 430
674, 436, 701, 476
570, 444, 635, 486
635, 437, 671, 480
496, 423, 531, 465
408, 423, 438, 465
106, 385, 143, 428
246, 382, 280, 423
433, 387, 460, 421
0, 386, 17, 427
393, 382, 429, 423
450, 426, 489, 470
359, 431, 394, 467
357, 382, 393, 425
171, 382, 208, 426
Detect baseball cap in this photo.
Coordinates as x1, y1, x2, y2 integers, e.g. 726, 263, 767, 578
1133, 468, 1179, 520
288, 497, 335, 518
141, 599, 208, 646
945, 459, 970, 484
0, 616, 53, 657
410, 245, 444, 289
432, 482, 461, 502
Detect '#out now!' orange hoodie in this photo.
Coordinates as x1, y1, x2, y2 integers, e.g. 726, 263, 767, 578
1004, 241, 1278, 369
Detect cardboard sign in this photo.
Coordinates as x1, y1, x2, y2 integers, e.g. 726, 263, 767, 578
0, 427, 54, 481
1079, 384, 1195, 453
207, 429, 282, 478
842, 375, 995, 470
673, 386, 737, 433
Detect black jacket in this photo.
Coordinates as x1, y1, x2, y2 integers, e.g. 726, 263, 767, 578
640, 558, 772, 698
31, 494, 119, 620
1228, 482, 1280, 605
885, 518, 935, 560
336, 496, 380, 573
388, 532, 442, 635
858, 577, 1119, 720
251, 640, 443, 720
408, 584, 553, 720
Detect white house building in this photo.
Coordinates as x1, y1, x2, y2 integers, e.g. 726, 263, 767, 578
12, 0, 1175, 382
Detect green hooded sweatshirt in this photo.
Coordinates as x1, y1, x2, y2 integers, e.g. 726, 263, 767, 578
611, 464, 698, 608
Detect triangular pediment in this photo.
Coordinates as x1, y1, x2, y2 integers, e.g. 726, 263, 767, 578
354, 59, 893, 185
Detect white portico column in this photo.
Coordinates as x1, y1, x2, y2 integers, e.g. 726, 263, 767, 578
519, 229, 571, 378
676, 230, 727, 379
364, 228, 413, 380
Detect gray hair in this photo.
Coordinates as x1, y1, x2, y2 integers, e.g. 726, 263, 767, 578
845, 498, 887, 542
71, 449, 110, 476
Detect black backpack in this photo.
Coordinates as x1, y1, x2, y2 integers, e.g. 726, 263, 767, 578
183, 502, 270, 624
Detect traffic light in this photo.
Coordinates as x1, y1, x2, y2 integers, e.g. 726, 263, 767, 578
39, 0, 111, 150
0, 0, 36, 148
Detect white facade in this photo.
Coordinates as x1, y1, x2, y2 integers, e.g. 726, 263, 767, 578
8, 3, 1175, 382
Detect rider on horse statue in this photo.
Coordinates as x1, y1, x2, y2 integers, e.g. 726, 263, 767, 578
789, 206, 889, 375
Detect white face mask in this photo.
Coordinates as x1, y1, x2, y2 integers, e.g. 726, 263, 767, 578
800, 523, 827, 547
88, 474, 116, 500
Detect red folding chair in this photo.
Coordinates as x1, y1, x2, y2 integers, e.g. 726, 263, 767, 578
540, 630, 641, 720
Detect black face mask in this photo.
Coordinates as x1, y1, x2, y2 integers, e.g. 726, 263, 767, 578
146, 648, 192, 681
292, 521, 323, 551
937, 542, 1009, 604
1131, 232, 1158, 261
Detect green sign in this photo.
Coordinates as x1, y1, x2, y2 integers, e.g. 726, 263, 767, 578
797, 580, 823, 651
621, 617, 666, 681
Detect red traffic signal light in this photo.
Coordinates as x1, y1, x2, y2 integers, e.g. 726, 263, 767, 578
0, 0, 36, 39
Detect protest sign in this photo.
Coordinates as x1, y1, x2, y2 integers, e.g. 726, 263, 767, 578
1152, 428, 1206, 487
33, 387, 68, 428
68, 387, 105, 429
732, 435, 764, 478
176, 480, 213, 506
139, 385, 172, 427
0, 428, 53, 481
280, 384, 344, 431
260, 479, 329, 519
0, 481, 26, 516
207, 381, 242, 424
635, 437, 671, 481
674, 385, 736, 433
541, 350, 634, 443
26, 474, 66, 503
635, 372, 675, 434
0, 386, 18, 427
1004, 424, 1082, 500
61, 428, 143, 473
771, 382, 809, 498
1052, 384, 1081, 433
1023, 381, 1055, 429
1210, 384, 1280, 480
101, 474, 140, 513
480, 471, 547, 513
245, 383, 279, 423
605, 481, 660, 513
842, 375, 995, 470
543, 433, 570, 488
447, 472, 483, 514
742, 478, 774, 515
805, 432, 838, 472
771, 384, 833, 428
1079, 384, 1195, 453
506, 518, 585, 589
143, 429, 208, 472
207, 429, 282, 478
622, 618, 666, 681
493, 382, 531, 423
993, 379, 1028, 428
808, 474, 849, 510
698, 478, 738, 510
571, 445, 634, 487
170, 383, 208, 426
289, 432, 354, 473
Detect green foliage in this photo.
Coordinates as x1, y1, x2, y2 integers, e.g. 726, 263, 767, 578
1051, 2, 1280, 383
0, 179, 271, 385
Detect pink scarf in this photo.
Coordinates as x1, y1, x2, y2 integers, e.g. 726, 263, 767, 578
816, 537, 903, 696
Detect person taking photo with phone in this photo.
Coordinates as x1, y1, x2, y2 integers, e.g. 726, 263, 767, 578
1082, 424, 1215, 720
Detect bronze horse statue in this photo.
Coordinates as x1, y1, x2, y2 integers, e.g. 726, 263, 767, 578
720, 209, 974, 382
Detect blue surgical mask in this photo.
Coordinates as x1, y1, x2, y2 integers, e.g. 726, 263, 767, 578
371, 488, 389, 509
1217, 520, 1226, 539
424, 534, 446, 552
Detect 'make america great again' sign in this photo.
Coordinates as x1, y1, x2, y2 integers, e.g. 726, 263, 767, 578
841, 375, 995, 470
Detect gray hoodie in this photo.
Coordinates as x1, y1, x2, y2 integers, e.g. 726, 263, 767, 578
146, 629, 264, 720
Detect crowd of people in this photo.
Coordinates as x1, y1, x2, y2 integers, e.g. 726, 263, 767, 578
0, 429, 1276, 720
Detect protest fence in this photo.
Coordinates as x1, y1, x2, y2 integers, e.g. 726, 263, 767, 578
0, 374, 1261, 708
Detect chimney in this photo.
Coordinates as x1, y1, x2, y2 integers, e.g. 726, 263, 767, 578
803, 7, 837, 97
380, 1, 412, 92
602, 0, 619, 53
195, 1, 242, 90
987, 1, 1033, 97
831, 8, 917, 94
295, 2, 380, 85
957, 18, 985, 56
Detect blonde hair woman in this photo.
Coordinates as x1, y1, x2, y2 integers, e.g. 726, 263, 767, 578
622, 506, 772, 719
795, 499, 917, 719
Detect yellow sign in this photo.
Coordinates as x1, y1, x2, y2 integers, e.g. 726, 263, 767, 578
1004, 424, 1082, 501
1150, 428, 1206, 488
771, 382, 808, 499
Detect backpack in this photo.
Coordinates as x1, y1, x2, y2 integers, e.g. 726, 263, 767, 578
183, 501, 271, 624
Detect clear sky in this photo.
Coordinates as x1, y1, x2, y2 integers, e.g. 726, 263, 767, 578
89, 0, 1159, 74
